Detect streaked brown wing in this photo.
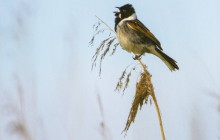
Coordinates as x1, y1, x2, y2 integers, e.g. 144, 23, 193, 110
127, 19, 162, 50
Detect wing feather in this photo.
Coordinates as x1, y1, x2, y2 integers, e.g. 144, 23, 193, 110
127, 20, 162, 50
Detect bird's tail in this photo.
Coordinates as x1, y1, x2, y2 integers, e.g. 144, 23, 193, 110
153, 48, 179, 71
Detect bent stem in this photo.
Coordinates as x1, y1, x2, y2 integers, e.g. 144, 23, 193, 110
92, 16, 166, 140
95, 15, 115, 33
151, 91, 166, 140
137, 59, 166, 140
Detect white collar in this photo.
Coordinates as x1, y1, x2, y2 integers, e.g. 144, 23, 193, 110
119, 13, 137, 25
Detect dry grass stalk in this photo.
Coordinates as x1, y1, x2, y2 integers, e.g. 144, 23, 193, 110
115, 65, 136, 93
137, 59, 166, 140
111, 43, 119, 56
95, 15, 115, 33
115, 69, 127, 91
89, 16, 119, 76
91, 16, 166, 140
123, 72, 131, 92
123, 70, 150, 133
99, 37, 116, 75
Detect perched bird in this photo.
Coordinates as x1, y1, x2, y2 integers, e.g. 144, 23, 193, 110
114, 4, 179, 71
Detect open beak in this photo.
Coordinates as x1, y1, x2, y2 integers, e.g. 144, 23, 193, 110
114, 7, 120, 14
114, 7, 121, 18
113, 7, 120, 14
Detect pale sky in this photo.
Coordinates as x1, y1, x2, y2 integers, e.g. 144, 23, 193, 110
0, 0, 220, 140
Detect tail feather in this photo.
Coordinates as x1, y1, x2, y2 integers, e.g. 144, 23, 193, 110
154, 48, 179, 71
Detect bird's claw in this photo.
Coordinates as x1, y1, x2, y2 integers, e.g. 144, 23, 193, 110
133, 55, 142, 60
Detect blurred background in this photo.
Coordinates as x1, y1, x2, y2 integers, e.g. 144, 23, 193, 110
0, 0, 219, 140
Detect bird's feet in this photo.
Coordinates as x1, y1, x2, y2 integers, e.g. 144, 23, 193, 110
133, 54, 142, 60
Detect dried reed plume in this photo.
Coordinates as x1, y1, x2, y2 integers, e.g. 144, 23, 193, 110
90, 16, 119, 76
89, 16, 166, 140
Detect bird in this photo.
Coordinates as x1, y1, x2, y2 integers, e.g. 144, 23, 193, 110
114, 4, 179, 71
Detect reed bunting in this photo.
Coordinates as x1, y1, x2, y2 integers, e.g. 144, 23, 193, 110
114, 4, 179, 71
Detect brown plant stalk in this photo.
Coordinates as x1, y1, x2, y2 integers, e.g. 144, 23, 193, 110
137, 58, 166, 140
90, 16, 166, 140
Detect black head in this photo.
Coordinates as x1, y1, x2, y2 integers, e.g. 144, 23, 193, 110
117, 4, 135, 19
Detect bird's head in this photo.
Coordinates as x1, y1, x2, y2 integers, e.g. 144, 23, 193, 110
115, 4, 136, 19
